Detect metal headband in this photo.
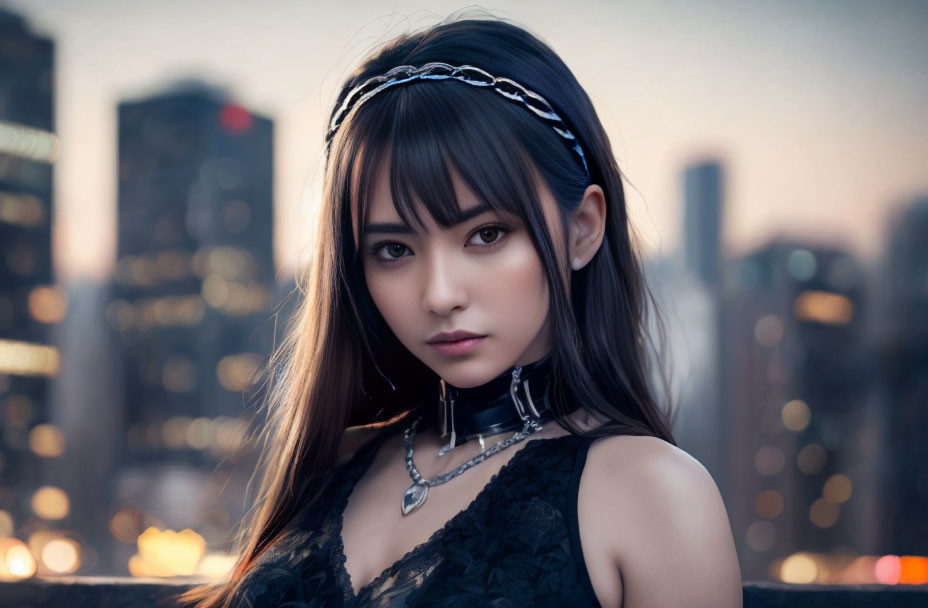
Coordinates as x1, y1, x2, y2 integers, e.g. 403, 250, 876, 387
324, 61, 591, 180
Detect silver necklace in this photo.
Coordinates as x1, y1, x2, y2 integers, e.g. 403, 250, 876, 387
401, 414, 545, 515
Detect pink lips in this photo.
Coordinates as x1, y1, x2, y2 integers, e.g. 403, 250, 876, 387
429, 336, 486, 356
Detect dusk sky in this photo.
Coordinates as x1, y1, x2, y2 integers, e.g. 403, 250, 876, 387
6, 0, 927, 280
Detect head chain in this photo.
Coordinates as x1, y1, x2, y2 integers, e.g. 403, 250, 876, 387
324, 62, 591, 181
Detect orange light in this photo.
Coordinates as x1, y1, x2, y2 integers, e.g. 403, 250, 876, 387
27, 286, 68, 324
793, 290, 854, 324
898, 555, 928, 585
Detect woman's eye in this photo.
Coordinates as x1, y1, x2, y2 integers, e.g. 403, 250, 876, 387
468, 224, 511, 246
374, 243, 410, 261
368, 224, 511, 264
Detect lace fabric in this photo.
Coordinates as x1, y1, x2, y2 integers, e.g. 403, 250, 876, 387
233, 425, 602, 607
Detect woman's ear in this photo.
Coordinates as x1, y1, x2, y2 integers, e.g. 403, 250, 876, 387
568, 184, 606, 270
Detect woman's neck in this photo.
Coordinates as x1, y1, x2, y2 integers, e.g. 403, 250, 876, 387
419, 351, 556, 447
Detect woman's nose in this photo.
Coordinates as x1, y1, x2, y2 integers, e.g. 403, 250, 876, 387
421, 251, 469, 315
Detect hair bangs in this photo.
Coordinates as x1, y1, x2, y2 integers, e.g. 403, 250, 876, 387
347, 80, 546, 242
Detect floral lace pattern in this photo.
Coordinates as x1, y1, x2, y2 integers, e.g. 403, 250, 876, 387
232, 428, 601, 607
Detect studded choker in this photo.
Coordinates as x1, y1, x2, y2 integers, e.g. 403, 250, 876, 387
417, 352, 556, 455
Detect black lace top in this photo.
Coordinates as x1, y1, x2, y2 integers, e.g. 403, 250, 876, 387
232, 425, 603, 607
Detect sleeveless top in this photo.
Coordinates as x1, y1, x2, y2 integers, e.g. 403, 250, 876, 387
232, 425, 603, 607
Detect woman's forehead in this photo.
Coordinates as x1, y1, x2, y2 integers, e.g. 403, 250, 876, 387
357, 157, 488, 231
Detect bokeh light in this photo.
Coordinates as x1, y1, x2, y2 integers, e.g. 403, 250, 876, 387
746, 521, 777, 552
755, 446, 785, 476
0, 538, 37, 581
28, 423, 65, 458
755, 490, 785, 519
797, 443, 828, 474
128, 527, 206, 577
823, 474, 853, 504
31, 486, 69, 520
781, 552, 818, 583
809, 498, 840, 528
41, 538, 81, 574
754, 314, 784, 347
781, 399, 811, 432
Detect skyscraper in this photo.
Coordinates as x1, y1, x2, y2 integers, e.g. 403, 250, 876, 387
878, 197, 928, 555
683, 161, 724, 289
113, 81, 274, 466
723, 239, 867, 580
0, 7, 64, 546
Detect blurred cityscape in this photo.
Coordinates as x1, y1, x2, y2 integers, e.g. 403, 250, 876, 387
1, 5, 926, 586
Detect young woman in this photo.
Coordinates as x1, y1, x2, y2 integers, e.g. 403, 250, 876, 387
181, 15, 742, 608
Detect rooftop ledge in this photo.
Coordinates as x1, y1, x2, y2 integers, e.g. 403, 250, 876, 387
1, 577, 927, 607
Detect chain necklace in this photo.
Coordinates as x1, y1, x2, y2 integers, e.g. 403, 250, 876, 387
401, 414, 545, 515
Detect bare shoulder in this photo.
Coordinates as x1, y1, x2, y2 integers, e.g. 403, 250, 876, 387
581, 434, 743, 608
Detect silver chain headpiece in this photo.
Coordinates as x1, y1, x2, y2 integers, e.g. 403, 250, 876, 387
324, 62, 591, 180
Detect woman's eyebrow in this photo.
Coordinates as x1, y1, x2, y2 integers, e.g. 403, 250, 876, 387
364, 202, 496, 234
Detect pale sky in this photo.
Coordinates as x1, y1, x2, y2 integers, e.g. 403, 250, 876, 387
5, 0, 927, 280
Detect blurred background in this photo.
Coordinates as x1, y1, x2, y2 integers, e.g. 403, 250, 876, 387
0, 0, 925, 587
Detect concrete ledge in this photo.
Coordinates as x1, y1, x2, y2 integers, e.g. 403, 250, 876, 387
1, 577, 927, 607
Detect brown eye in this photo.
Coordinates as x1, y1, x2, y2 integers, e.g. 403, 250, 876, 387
468, 224, 510, 247
477, 227, 500, 243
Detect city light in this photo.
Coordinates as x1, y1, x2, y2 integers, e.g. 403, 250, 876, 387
797, 443, 827, 475
0, 192, 44, 227
216, 353, 262, 392
218, 104, 253, 132
875, 555, 901, 584
0, 510, 12, 537
823, 474, 853, 504
128, 527, 206, 577
786, 249, 817, 281
754, 445, 785, 476
196, 552, 237, 579
0, 119, 60, 163
0, 338, 60, 377
780, 552, 818, 583
28, 423, 66, 458
109, 508, 145, 544
781, 399, 811, 432
793, 290, 855, 325
809, 498, 840, 528
27, 285, 68, 324
774, 552, 928, 585
753, 314, 784, 346
0, 538, 37, 581
755, 490, 784, 519
40, 538, 81, 574
745, 521, 776, 552
31, 486, 70, 520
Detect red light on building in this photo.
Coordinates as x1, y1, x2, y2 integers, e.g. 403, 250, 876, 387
218, 104, 252, 133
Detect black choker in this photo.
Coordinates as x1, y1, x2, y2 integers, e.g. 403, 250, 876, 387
418, 352, 556, 450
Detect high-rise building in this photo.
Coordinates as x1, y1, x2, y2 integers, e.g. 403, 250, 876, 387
112, 82, 274, 467
723, 239, 868, 580
683, 161, 724, 289
878, 197, 928, 555
0, 8, 64, 544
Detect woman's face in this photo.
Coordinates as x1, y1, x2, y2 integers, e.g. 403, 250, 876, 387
357, 161, 566, 389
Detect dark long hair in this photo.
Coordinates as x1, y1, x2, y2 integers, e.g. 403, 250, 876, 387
181, 14, 676, 608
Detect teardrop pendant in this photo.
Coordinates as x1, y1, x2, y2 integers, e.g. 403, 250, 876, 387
402, 482, 429, 515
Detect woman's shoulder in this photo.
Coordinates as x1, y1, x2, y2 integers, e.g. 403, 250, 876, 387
579, 433, 742, 607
